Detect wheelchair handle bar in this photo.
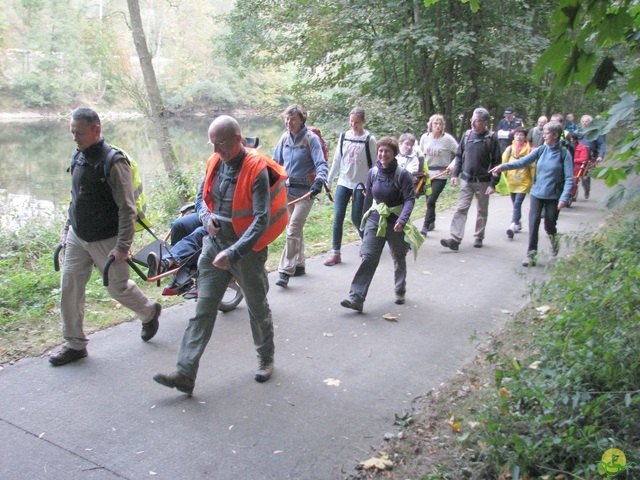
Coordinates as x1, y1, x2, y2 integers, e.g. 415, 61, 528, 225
103, 256, 148, 287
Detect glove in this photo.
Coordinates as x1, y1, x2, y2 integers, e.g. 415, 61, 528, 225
310, 179, 323, 197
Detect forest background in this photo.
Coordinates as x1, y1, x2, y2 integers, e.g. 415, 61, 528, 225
0, 0, 621, 137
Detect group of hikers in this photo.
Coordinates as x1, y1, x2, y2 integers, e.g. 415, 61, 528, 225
48, 105, 604, 396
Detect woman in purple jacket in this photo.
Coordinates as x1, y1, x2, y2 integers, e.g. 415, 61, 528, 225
341, 137, 419, 313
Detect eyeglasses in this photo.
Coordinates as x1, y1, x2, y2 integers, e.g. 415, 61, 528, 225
208, 137, 235, 148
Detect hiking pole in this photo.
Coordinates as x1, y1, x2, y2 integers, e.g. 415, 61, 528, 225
288, 191, 313, 206
323, 182, 334, 202
430, 168, 451, 181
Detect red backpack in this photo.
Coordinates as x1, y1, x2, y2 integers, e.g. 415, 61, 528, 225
278, 126, 328, 162
307, 126, 328, 162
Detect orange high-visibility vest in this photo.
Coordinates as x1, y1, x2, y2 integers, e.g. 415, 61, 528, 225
203, 149, 288, 251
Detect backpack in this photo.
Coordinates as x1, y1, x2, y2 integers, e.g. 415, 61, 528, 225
71, 143, 151, 232
461, 129, 498, 158
339, 132, 374, 168
307, 126, 328, 162
278, 126, 328, 163
370, 165, 407, 192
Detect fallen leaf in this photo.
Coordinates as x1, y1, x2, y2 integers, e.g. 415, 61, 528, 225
528, 360, 542, 370
361, 455, 393, 471
323, 378, 341, 387
446, 415, 461, 432
383, 314, 398, 322
500, 387, 512, 397
535, 305, 551, 314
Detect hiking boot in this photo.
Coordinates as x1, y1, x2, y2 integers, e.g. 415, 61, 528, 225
255, 357, 274, 383
473, 238, 483, 248
276, 272, 289, 288
548, 234, 560, 257
293, 265, 306, 277
395, 294, 405, 305
324, 254, 341, 266
440, 238, 459, 251
153, 371, 194, 395
340, 298, 363, 312
141, 302, 161, 341
49, 346, 88, 366
522, 251, 537, 267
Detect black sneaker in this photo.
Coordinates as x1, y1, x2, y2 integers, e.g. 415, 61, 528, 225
440, 238, 459, 251
427, 222, 435, 232
141, 303, 161, 341
293, 265, 306, 277
473, 238, 483, 248
276, 273, 289, 288
49, 346, 88, 366
255, 357, 274, 383
395, 294, 405, 305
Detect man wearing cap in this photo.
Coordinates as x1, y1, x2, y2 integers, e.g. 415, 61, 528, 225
497, 108, 524, 152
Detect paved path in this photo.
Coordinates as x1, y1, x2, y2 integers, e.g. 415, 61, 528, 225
0, 181, 609, 480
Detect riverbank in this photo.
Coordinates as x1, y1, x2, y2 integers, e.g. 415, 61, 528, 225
0, 107, 261, 123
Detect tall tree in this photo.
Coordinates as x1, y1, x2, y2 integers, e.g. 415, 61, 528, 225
537, 0, 640, 205
126, 0, 187, 204
222, 0, 565, 136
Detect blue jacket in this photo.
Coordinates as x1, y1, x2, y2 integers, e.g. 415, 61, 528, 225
273, 125, 328, 198
502, 143, 574, 202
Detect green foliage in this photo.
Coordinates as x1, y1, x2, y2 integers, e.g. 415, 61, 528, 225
538, 0, 640, 195
460, 200, 640, 478
223, 0, 572, 136
12, 70, 70, 107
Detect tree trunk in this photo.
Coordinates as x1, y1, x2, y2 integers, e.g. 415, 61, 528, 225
126, 0, 187, 205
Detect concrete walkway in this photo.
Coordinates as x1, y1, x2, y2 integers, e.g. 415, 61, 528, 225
0, 181, 609, 480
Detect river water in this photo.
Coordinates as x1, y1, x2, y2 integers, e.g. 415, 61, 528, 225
0, 115, 285, 215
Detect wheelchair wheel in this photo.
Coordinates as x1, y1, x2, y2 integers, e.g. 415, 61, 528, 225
219, 280, 244, 312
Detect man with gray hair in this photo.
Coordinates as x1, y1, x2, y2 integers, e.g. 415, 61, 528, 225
441, 107, 502, 251
49, 107, 162, 366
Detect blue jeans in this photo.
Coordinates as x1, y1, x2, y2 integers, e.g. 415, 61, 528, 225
170, 212, 202, 245
165, 226, 207, 266
510, 193, 527, 225
332, 184, 365, 252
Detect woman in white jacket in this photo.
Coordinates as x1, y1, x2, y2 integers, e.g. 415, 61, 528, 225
324, 107, 377, 266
